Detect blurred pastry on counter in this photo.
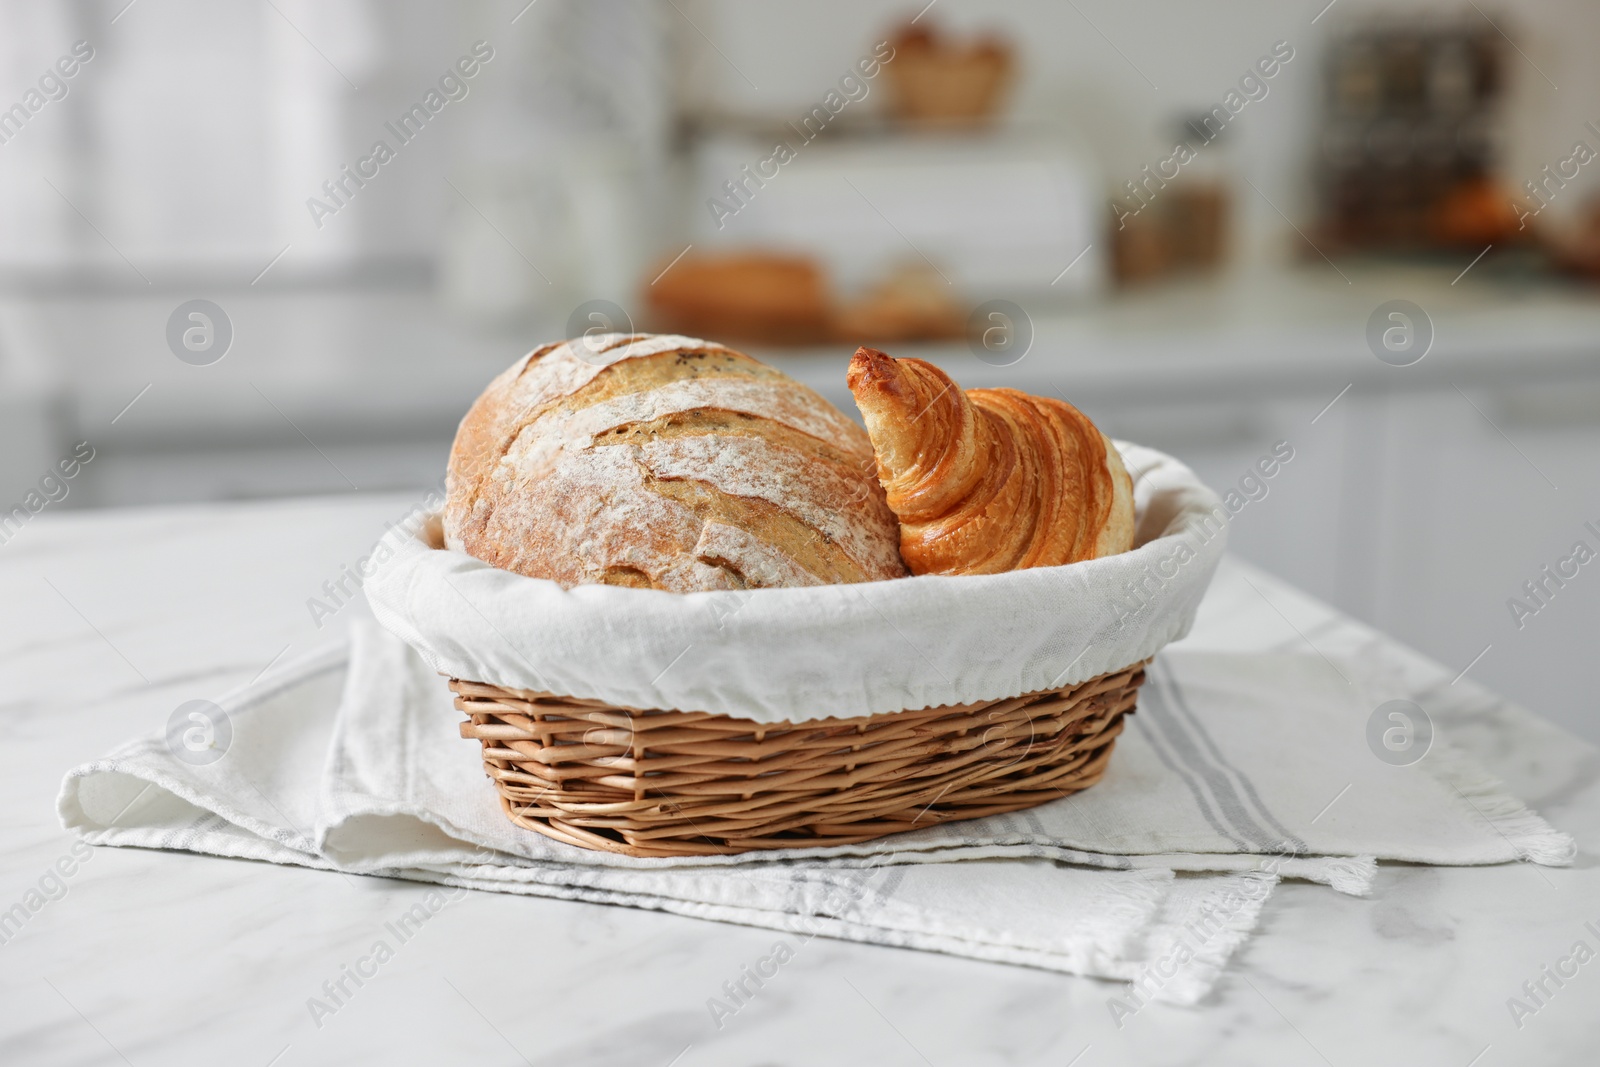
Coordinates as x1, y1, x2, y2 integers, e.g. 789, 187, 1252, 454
834, 263, 965, 343
645, 252, 832, 344
642, 253, 964, 346
882, 21, 1013, 126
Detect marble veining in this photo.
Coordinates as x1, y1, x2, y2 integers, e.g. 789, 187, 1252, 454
1, 494, 1597, 1066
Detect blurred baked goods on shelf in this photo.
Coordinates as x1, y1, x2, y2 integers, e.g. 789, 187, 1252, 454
834, 263, 965, 343
642, 252, 964, 346
645, 252, 833, 344
882, 21, 1014, 127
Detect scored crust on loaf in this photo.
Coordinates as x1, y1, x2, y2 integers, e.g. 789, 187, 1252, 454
444, 333, 909, 591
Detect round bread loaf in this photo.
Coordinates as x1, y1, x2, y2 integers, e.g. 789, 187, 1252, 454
444, 333, 909, 591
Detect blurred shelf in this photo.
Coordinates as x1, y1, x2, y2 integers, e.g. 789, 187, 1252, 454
759, 263, 1600, 415
3, 261, 1599, 504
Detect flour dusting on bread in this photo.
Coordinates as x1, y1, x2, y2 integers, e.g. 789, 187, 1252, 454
445, 333, 908, 591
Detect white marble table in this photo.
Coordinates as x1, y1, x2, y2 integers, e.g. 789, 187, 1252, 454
1, 494, 1596, 1066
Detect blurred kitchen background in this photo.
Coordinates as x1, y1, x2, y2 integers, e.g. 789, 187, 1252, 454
4, 0, 1600, 739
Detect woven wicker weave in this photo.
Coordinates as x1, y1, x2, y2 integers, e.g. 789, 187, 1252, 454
453, 663, 1144, 857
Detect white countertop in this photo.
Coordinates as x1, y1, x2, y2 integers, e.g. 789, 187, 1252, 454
2, 493, 1596, 1065
6, 265, 1600, 443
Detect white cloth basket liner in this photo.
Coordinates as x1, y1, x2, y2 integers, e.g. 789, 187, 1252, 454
365, 442, 1227, 723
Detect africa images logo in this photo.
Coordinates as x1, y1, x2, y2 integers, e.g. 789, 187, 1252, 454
305, 42, 495, 230
0, 40, 94, 147
704, 40, 895, 230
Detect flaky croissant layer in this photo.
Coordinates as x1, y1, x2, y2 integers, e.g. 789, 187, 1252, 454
846, 346, 1135, 575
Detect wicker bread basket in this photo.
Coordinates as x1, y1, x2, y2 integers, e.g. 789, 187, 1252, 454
365, 443, 1226, 860
453, 663, 1146, 857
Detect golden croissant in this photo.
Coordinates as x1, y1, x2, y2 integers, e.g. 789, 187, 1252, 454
846, 346, 1135, 575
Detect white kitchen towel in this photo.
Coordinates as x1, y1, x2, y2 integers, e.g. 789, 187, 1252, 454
56, 632, 1268, 1005
364, 442, 1228, 723
58, 621, 1572, 1003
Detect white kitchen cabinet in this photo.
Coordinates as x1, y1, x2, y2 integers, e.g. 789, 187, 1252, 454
1374, 383, 1600, 729
1092, 391, 1355, 618
1079, 381, 1600, 739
